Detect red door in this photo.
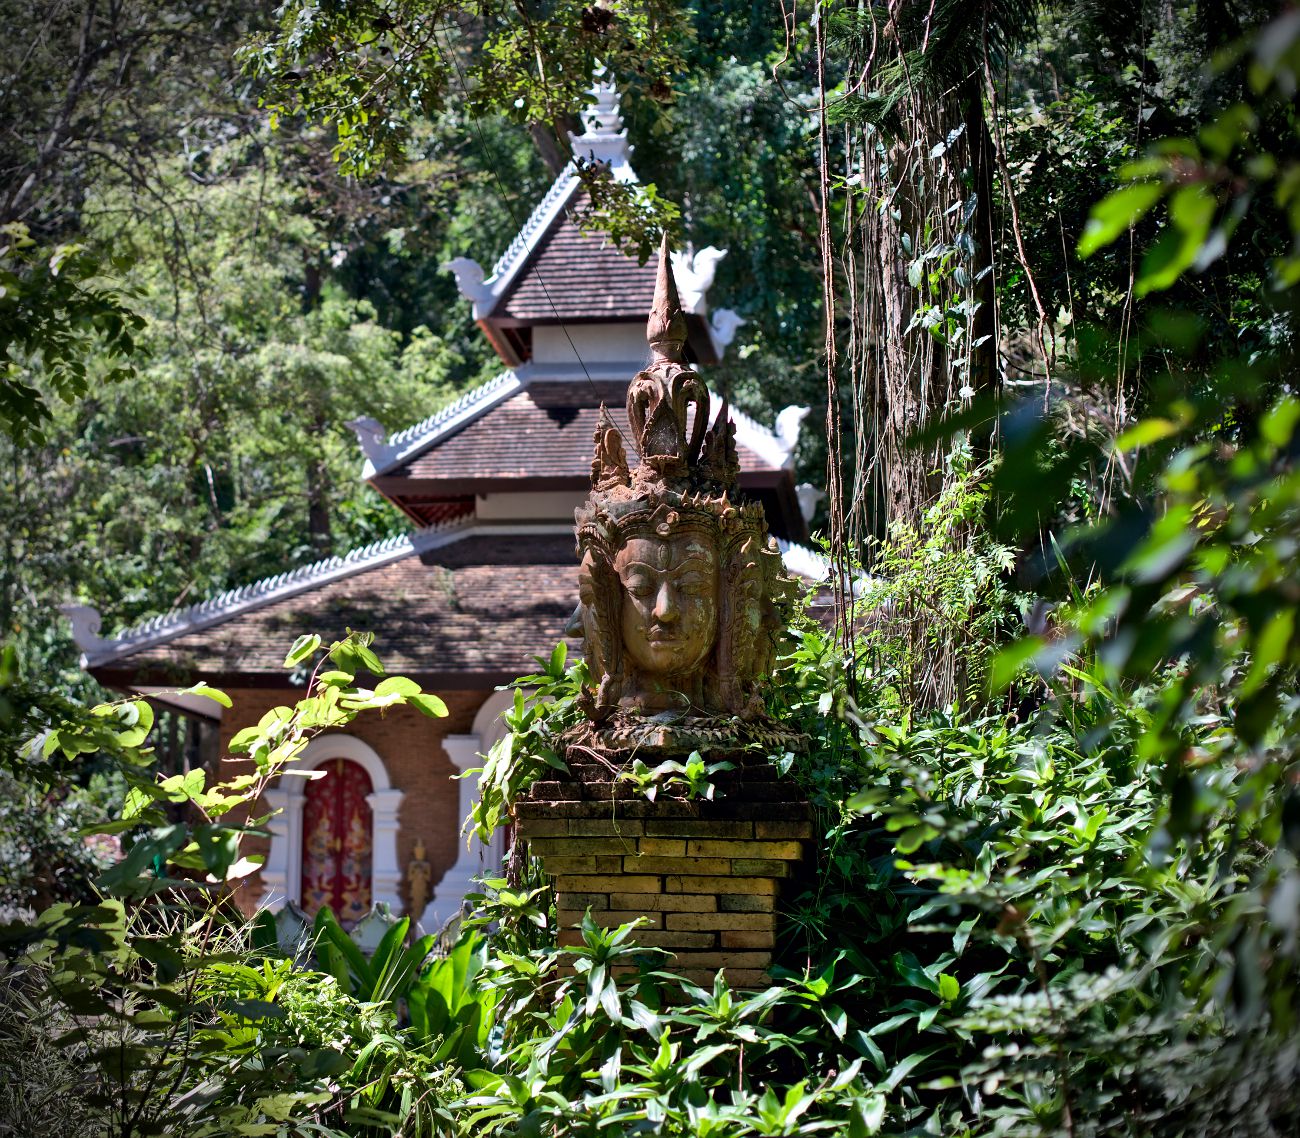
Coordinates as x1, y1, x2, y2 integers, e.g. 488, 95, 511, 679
300, 758, 374, 928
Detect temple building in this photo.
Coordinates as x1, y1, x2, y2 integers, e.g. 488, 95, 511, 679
64, 77, 822, 932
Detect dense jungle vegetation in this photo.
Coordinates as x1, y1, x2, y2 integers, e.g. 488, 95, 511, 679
2, 0, 1299, 1135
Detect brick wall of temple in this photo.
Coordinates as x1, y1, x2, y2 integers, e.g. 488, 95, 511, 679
213, 687, 490, 918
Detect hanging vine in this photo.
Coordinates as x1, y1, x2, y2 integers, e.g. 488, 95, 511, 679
799, 0, 1039, 707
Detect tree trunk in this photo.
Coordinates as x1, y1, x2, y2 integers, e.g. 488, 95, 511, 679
306, 453, 332, 552
530, 120, 575, 177
858, 78, 998, 537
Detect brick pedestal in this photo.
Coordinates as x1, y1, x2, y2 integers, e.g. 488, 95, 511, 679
516, 753, 811, 987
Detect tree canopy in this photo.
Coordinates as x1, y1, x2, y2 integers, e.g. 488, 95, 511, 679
2, 2, 1299, 1135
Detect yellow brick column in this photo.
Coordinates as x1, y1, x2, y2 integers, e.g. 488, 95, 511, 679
515, 758, 811, 987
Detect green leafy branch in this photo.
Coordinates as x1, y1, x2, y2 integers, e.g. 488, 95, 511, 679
467, 642, 583, 845
1077, 11, 1300, 291
618, 751, 736, 802
0, 221, 144, 444
44, 630, 448, 897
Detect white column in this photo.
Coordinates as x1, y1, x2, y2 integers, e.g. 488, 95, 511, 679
425, 733, 490, 931
368, 788, 405, 913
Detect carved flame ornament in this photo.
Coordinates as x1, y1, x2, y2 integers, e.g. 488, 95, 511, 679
572, 236, 805, 754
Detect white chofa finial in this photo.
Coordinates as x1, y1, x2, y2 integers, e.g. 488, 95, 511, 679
796, 482, 826, 524
441, 257, 493, 305
60, 604, 111, 659
345, 416, 391, 466
774, 405, 810, 468
568, 65, 635, 183
670, 247, 728, 314
708, 309, 746, 358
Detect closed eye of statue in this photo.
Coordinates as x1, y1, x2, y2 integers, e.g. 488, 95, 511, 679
676, 572, 711, 595
621, 570, 656, 598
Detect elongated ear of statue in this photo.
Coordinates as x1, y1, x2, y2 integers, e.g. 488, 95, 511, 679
569, 236, 806, 755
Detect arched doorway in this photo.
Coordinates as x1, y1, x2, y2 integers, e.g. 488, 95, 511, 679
299, 757, 374, 927
260, 733, 404, 918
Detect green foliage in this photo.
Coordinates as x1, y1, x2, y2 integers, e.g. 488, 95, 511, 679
573, 157, 682, 261
619, 751, 736, 802
468, 642, 583, 844
6, 4, 1300, 1137
243, 0, 689, 175
0, 222, 143, 444
1079, 10, 1300, 292
311, 904, 437, 1008
852, 448, 1022, 714
1, 632, 459, 1136
241, 0, 691, 251
0, 966, 108, 1134
178, 953, 462, 1136
0, 765, 118, 914
405, 930, 498, 1068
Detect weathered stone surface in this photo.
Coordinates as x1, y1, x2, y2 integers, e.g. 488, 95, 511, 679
519, 795, 810, 821
721, 930, 777, 950
564, 236, 807, 757
556, 874, 661, 894
731, 859, 791, 877
612, 892, 717, 912
625, 856, 733, 875
626, 930, 718, 950
644, 819, 755, 838
557, 909, 664, 930
528, 836, 636, 857
637, 838, 688, 856
754, 820, 815, 839
665, 875, 779, 896
516, 817, 569, 836
686, 839, 804, 859
719, 893, 777, 913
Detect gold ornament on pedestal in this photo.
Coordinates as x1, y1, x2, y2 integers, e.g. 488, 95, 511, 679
406, 839, 432, 924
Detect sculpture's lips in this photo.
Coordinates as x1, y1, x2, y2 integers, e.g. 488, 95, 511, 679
644, 630, 683, 644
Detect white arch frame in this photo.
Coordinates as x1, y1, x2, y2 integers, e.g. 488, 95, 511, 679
423, 688, 520, 930
261, 734, 404, 914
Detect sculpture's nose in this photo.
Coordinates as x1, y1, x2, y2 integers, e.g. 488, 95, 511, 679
653, 581, 678, 624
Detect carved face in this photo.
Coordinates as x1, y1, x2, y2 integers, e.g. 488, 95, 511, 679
614, 535, 718, 678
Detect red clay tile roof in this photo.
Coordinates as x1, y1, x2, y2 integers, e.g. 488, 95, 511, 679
496, 196, 654, 323
93, 534, 579, 689
386, 381, 770, 483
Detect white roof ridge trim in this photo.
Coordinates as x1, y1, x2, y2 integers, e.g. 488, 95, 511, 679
490, 163, 581, 284
78, 516, 477, 667
388, 370, 517, 449
72, 528, 829, 667
461, 143, 642, 321
370, 370, 523, 477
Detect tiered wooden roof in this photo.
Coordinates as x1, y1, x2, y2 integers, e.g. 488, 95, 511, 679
67, 75, 821, 708
366, 375, 806, 538
85, 528, 579, 691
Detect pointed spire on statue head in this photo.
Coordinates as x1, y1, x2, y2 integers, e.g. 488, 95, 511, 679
647, 232, 687, 363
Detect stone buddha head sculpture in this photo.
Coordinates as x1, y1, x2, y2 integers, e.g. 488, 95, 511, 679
571, 237, 802, 753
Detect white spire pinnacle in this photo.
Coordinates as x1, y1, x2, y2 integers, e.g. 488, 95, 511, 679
568, 66, 636, 183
